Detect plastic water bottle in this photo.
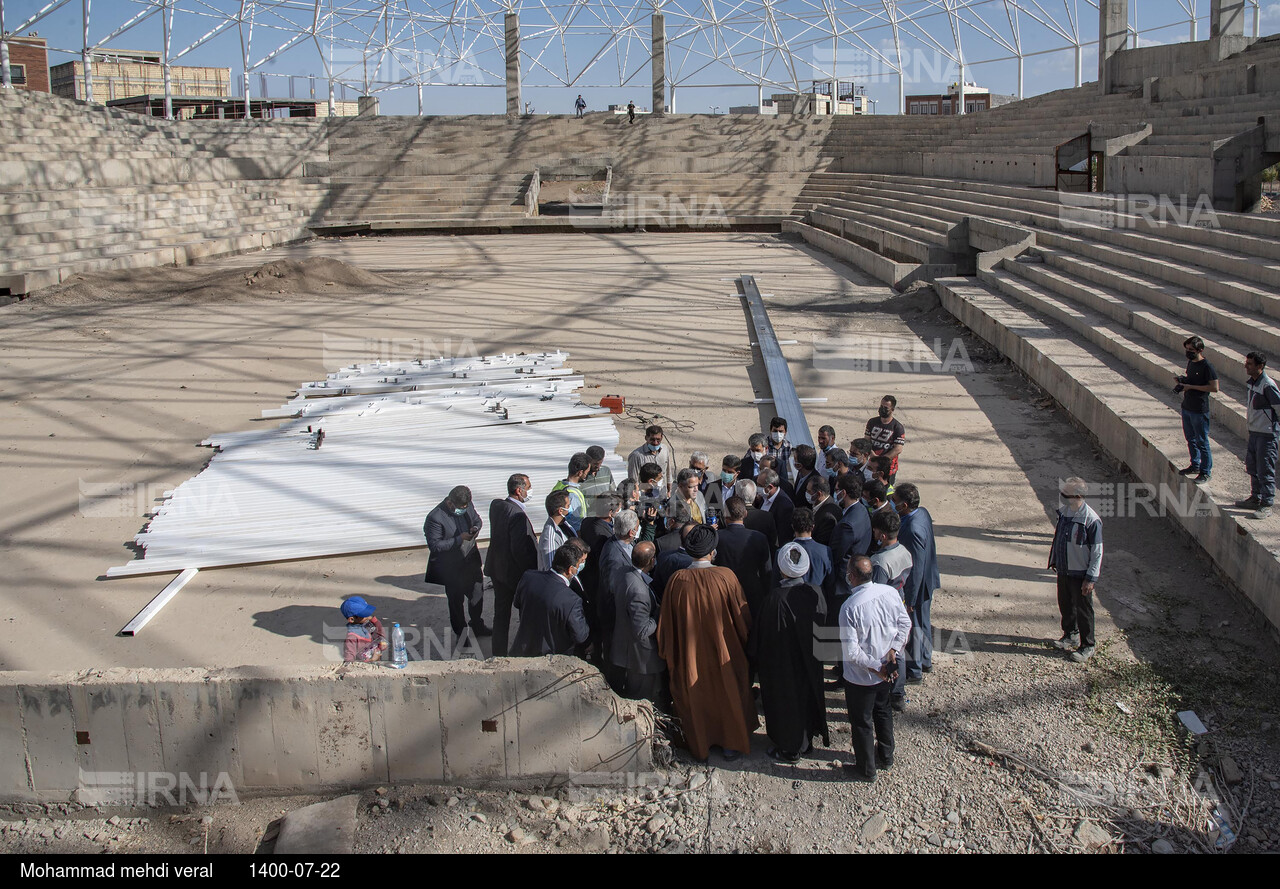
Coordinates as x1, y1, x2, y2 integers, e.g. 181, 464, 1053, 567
390, 623, 407, 669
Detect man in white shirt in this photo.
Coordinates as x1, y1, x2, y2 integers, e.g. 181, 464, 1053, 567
839, 554, 912, 782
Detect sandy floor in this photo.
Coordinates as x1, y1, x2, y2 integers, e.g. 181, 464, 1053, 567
3, 231, 1278, 853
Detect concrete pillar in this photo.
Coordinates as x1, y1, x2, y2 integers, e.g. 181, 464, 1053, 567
82, 0, 95, 102
1210, 0, 1249, 60
1210, 0, 1246, 37
1098, 0, 1129, 95
0, 0, 11, 89
505, 13, 521, 117
651, 13, 666, 115
358, 95, 379, 117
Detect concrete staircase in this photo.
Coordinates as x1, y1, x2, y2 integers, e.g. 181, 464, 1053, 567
0, 88, 330, 295
312, 113, 839, 231
788, 170, 1280, 631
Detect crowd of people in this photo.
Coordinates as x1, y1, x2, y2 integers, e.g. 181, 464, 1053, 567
337, 396, 1105, 780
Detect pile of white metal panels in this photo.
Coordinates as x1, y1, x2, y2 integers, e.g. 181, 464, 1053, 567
108, 351, 624, 578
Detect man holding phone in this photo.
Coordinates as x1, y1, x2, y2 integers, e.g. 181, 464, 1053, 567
424, 485, 489, 638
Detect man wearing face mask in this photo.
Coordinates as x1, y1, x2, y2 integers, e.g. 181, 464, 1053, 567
757, 468, 796, 546
483, 474, 539, 657
1176, 336, 1219, 484
705, 455, 741, 520
510, 543, 591, 657
1048, 477, 1104, 663
806, 475, 842, 546
765, 417, 793, 486
865, 398, 906, 485
551, 452, 591, 536
815, 425, 838, 476
828, 473, 873, 613
688, 451, 712, 494
736, 479, 778, 551
424, 485, 490, 639
741, 432, 769, 484
627, 425, 679, 492
539, 489, 576, 571
792, 445, 820, 505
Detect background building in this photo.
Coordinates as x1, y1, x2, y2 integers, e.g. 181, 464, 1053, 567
51, 50, 230, 104
906, 82, 1017, 115
4, 35, 50, 93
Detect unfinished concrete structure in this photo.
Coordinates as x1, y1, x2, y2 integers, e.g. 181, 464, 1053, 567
2, 21, 1280, 798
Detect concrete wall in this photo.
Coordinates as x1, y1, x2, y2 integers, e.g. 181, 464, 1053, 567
1109, 42, 1218, 91
0, 657, 653, 804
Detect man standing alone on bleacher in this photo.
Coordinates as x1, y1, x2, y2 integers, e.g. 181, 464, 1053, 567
1176, 335, 1218, 484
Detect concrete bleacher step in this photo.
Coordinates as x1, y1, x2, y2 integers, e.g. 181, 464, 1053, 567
935, 276, 1280, 633
988, 256, 1252, 439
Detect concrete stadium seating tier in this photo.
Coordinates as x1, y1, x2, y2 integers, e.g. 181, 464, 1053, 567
791, 168, 1280, 632
0, 88, 331, 295
826, 33, 1280, 208
310, 113, 840, 232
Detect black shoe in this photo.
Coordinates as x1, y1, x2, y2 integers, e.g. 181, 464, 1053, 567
875, 753, 894, 770
1194, 473, 1211, 483
905, 675, 923, 685
470, 622, 493, 637
767, 747, 800, 764
1235, 496, 1262, 509
1178, 465, 1198, 477
921, 664, 933, 674
842, 764, 876, 783
891, 696, 906, 712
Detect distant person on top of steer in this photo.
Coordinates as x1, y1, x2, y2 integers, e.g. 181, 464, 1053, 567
424, 485, 490, 639
865, 397, 906, 485
627, 100, 636, 123
575, 94, 587, 118
627, 424, 678, 495
1176, 335, 1218, 484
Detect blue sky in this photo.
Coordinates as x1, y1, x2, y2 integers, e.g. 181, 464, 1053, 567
5, 1, 1276, 114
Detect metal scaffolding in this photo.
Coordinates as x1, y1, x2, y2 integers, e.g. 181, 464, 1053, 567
1, 0, 1265, 115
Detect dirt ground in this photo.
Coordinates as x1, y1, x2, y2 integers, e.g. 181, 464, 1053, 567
1, 232, 1278, 853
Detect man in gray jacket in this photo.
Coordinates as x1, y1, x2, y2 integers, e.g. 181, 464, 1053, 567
1048, 477, 1104, 663
424, 485, 489, 638
1237, 352, 1280, 519
610, 542, 665, 705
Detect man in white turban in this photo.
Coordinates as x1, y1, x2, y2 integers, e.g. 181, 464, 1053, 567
748, 541, 830, 762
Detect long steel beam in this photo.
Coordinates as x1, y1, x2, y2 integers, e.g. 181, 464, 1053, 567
739, 275, 813, 449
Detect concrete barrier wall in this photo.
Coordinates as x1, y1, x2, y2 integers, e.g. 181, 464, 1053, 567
0, 658, 653, 804
1110, 42, 1217, 90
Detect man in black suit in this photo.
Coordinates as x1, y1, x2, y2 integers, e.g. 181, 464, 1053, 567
806, 475, 843, 547
424, 485, 489, 638
757, 468, 796, 546
510, 544, 591, 657
482, 474, 539, 656
713, 496, 772, 613
580, 493, 621, 612
736, 479, 779, 552
740, 433, 768, 485
596, 510, 641, 691
828, 473, 873, 609
652, 522, 696, 602
791, 444, 820, 507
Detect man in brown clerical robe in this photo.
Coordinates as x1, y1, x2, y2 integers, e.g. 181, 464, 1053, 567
657, 524, 758, 760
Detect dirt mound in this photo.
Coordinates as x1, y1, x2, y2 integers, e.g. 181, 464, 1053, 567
14, 257, 398, 309
243, 258, 391, 292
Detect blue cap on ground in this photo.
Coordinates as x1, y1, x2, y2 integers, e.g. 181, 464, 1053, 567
340, 596, 376, 619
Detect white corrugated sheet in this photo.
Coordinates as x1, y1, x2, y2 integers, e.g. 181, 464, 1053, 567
108, 351, 623, 577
